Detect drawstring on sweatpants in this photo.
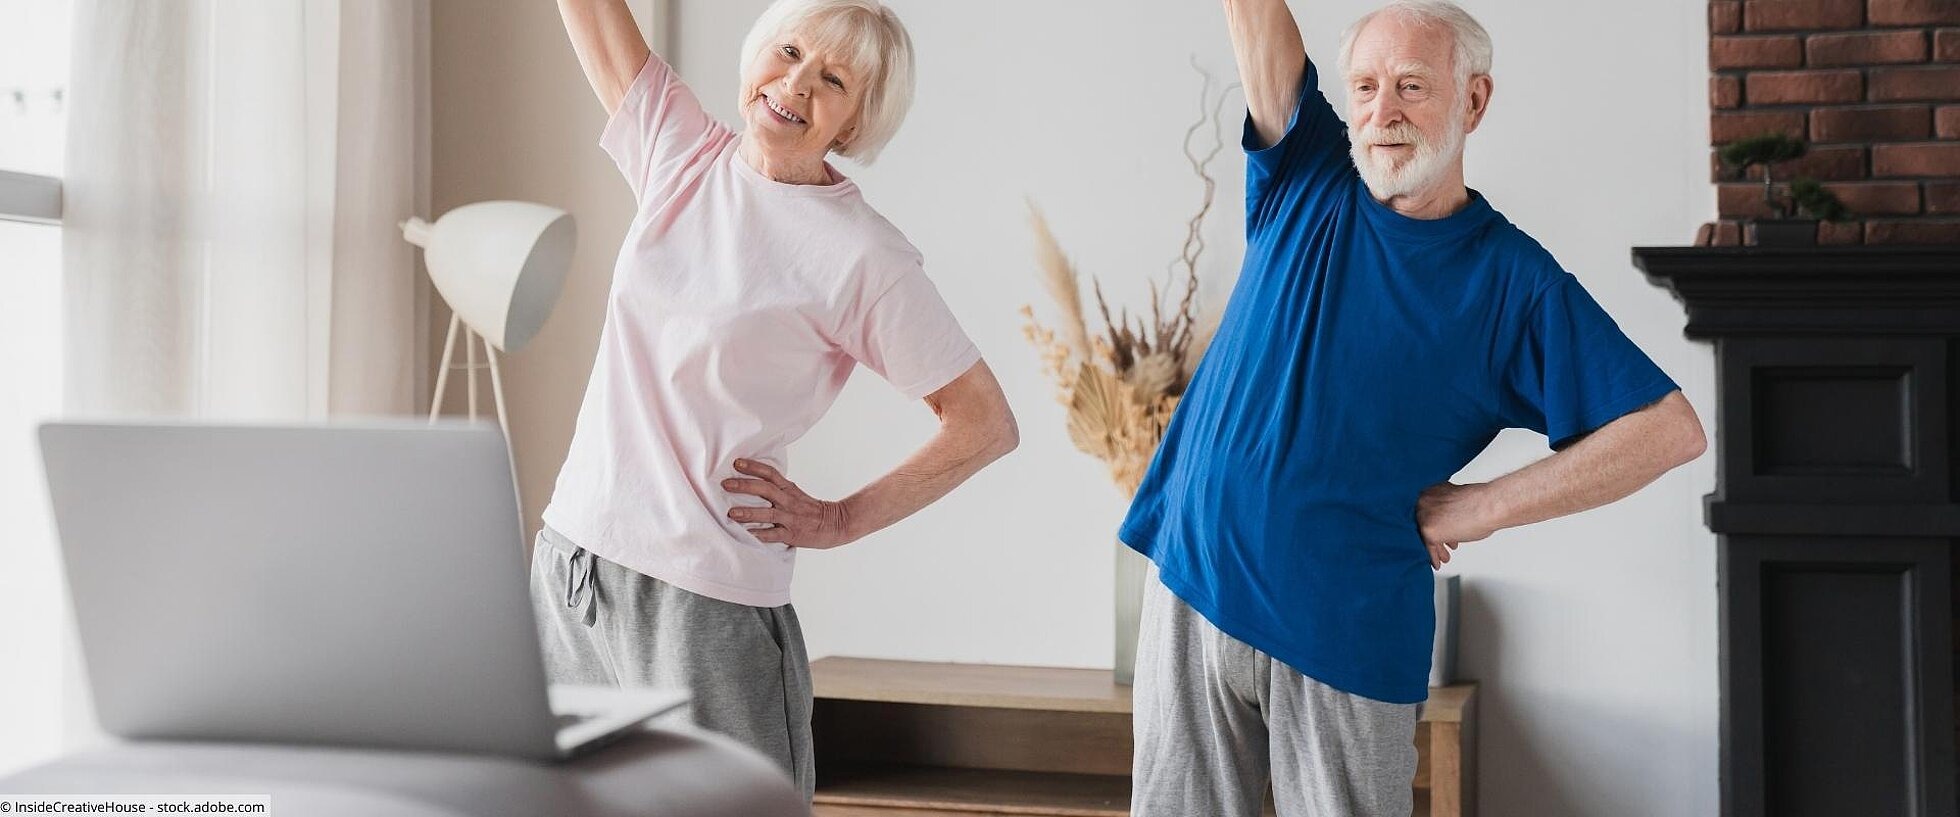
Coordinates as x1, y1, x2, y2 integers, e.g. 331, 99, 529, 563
564, 546, 597, 627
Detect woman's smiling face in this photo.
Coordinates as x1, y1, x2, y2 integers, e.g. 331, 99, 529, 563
738, 28, 865, 166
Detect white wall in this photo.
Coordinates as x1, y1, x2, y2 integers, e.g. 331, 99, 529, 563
0, 222, 68, 775
0, 0, 74, 775
437, 1, 1717, 814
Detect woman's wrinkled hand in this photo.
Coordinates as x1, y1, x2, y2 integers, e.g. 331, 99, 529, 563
724, 459, 855, 549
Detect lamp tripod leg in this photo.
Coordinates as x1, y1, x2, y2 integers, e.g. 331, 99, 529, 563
486, 341, 510, 440
483, 339, 526, 549
466, 326, 480, 422
430, 312, 461, 423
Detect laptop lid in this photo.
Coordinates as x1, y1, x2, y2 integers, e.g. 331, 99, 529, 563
39, 420, 560, 759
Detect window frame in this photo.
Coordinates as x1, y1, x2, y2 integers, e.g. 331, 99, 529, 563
0, 169, 61, 225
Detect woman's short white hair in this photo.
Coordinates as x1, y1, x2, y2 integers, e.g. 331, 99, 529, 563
738, 0, 916, 165
1336, 0, 1493, 93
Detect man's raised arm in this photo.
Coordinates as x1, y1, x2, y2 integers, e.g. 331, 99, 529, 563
1223, 0, 1308, 149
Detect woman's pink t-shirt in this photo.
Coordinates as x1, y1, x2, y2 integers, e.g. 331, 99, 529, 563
541, 55, 981, 607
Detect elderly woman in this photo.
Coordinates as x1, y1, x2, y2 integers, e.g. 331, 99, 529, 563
539, 0, 1018, 797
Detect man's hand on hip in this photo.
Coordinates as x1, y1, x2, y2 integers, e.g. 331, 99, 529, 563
1417, 482, 1498, 569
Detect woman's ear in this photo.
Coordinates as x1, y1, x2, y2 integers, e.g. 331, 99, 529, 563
834, 104, 868, 151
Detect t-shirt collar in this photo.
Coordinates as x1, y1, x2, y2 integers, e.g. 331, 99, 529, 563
730, 134, 858, 197
1358, 183, 1496, 241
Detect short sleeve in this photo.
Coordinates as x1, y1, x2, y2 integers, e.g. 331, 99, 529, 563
598, 53, 731, 203
835, 263, 983, 400
1498, 275, 1680, 450
1245, 58, 1353, 226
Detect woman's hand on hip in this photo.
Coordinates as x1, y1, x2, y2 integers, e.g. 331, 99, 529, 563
724, 459, 855, 549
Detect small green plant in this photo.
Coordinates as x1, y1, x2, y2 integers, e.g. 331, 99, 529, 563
1787, 177, 1850, 222
1718, 132, 1851, 221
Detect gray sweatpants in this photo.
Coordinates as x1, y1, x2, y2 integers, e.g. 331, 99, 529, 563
1132, 574, 1421, 817
529, 526, 815, 799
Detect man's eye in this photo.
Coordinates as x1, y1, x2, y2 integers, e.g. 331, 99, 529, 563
1403, 84, 1422, 92
1357, 84, 1374, 93
781, 45, 799, 59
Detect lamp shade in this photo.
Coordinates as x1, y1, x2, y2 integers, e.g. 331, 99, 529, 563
401, 201, 575, 354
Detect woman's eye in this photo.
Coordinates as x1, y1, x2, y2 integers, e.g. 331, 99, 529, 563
780, 45, 798, 59
825, 76, 844, 89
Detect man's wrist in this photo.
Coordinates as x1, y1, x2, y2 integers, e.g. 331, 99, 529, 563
1472, 481, 1514, 534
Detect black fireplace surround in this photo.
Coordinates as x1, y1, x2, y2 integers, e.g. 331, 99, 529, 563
1637, 246, 1960, 817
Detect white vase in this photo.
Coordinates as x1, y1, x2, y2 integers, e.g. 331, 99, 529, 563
1114, 541, 1151, 685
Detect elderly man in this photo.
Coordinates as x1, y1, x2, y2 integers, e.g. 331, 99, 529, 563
1117, 1, 1707, 814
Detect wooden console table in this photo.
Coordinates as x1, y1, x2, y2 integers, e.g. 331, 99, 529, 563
810, 657, 1477, 816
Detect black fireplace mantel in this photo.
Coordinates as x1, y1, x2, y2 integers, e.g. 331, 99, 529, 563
1636, 247, 1960, 336
1634, 245, 1960, 817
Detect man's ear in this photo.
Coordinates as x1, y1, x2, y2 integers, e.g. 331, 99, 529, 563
1465, 74, 1494, 134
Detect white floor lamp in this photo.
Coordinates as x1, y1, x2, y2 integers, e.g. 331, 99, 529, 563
401, 201, 575, 437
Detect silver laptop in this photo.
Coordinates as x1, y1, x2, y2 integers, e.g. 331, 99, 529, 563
38, 420, 687, 762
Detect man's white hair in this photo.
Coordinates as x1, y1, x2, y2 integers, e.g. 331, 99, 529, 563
738, 0, 916, 165
1336, 0, 1493, 93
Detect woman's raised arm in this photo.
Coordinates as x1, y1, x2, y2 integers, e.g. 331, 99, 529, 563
557, 0, 655, 116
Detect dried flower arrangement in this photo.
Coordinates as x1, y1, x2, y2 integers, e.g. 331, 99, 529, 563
1021, 64, 1235, 497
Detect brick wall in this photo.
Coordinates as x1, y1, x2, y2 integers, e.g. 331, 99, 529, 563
1704, 0, 1960, 245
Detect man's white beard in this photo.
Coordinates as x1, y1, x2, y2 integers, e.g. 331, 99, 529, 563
1350, 105, 1467, 201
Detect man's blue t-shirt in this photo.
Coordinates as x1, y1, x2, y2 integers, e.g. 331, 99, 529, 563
1118, 59, 1679, 704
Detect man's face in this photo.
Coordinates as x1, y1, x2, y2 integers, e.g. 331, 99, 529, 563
1343, 16, 1470, 200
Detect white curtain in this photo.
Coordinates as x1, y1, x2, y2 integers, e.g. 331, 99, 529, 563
56, 0, 429, 743
63, 0, 428, 419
